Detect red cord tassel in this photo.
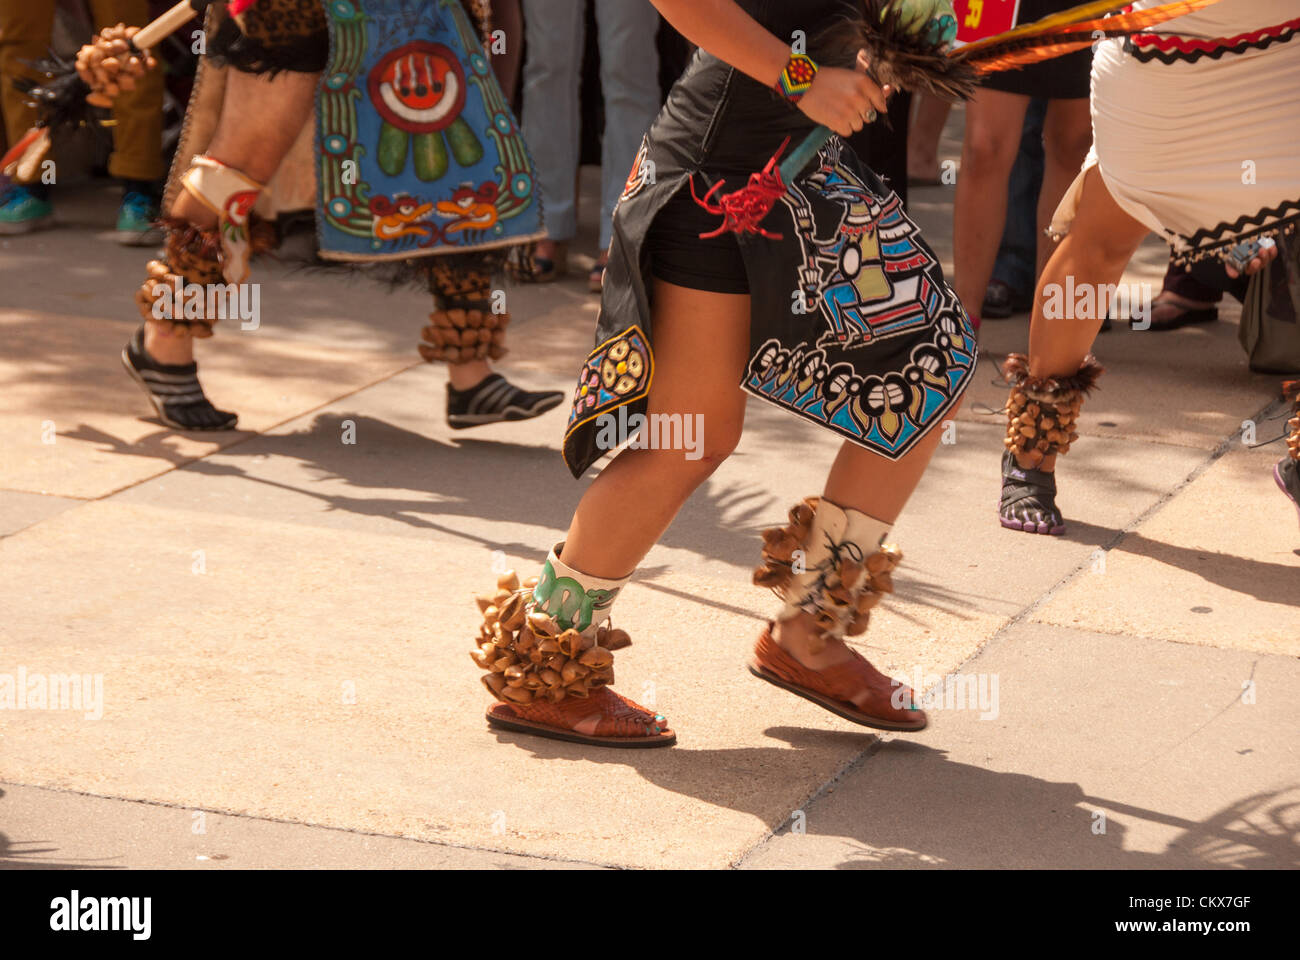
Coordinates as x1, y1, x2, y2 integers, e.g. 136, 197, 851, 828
689, 136, 791, 240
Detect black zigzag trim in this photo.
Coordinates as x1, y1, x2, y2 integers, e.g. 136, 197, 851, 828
1168, 200, 1300, 266
1124, 23, 1297, 64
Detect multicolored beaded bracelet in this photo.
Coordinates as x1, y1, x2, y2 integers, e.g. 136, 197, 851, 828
775, 53, 818, 104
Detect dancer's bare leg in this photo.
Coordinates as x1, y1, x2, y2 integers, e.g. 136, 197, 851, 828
997, 164, 1150, 490
1028, 166, 1148, 387
1035, 97, 1092, 280
562, 279, 751, 578
907, 92, 954, 182
485, 279, 747, 738
1001, 165, 1278, 533
528, 274, 959, 725
489, 0, 524, 101
1029, 166, 1277, 392
953, 88, 1029, 324
144, 68, 320, 365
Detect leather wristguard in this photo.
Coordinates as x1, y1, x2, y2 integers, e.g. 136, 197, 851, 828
1002, 353, 1104, 469
753, 497, 901, 648
180, 156, 265, 284
472, 545, 631, 704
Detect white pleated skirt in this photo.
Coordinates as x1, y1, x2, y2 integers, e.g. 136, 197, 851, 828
1051, 0, 1300, 264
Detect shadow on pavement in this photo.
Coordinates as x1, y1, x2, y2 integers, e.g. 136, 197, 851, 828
482, 731, 1299, 868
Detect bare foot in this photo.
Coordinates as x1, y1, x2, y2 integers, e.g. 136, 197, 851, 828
143, 324, 194, 366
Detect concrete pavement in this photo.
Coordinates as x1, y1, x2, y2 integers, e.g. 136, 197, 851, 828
2, 148, 1296, 869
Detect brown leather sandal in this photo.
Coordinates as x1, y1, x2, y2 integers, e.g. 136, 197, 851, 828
473, 562, 673, 748
486, 687, 675, 748
749, 626, 927, 732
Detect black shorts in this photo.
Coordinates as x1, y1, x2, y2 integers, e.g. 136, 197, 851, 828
645, 184, 750, 295
980, 0, 1092, 99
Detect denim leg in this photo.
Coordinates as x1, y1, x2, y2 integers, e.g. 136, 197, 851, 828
521, 0, 586, 243
594, 0, 661, 252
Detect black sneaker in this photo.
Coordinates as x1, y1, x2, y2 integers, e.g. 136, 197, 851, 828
982, 279, 1034, 320
121, 326, 239, 431
445, 373, 564, 429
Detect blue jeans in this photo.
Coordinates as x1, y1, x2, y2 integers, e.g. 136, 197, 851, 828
991, 98, 1047, 297
521, 0, 660, 251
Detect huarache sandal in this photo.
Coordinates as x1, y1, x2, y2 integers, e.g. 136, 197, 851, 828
486, 688, 674, 748
749, 626, 927, 732
472, 552, 673, 748
1116, 292, 1217, 331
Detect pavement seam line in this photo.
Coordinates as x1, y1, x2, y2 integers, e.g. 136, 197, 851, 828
729, 736, 886, 869
0, 779, 618, 870
726, 396, 1277, 869
994, 395, 1277, 630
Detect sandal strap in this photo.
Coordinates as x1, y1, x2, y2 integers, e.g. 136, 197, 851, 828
755, 629, 894, 707
1001, 451, 1057, 510
515, 687, 661, 738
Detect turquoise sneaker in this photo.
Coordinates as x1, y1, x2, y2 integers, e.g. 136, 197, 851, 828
0, 185, 54, 234
115, 189, 162, 246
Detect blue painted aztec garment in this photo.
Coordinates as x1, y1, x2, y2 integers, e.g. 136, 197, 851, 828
314, 0, 543, 261
561, 0, 976, 477
194, 0, 542, 263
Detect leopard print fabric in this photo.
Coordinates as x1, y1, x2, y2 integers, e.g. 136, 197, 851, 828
212, 0, 329, 74
460, 0, 493, 43
425, 252, 504, 309
231, 0, 328, 45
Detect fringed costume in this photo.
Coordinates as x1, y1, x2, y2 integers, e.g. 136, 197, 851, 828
81, 0, 562, 430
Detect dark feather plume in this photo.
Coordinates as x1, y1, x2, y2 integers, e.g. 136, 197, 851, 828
812, 0, 977, 102
12, 53, 97, 130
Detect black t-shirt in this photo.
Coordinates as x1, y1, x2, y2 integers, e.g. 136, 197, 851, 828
653, 0, 864, 175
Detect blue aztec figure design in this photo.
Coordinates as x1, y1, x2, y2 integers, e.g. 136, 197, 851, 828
783, 146, 942, 352
743, 143, 978, 461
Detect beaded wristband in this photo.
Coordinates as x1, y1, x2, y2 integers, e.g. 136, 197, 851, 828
775, 53, 818, 103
